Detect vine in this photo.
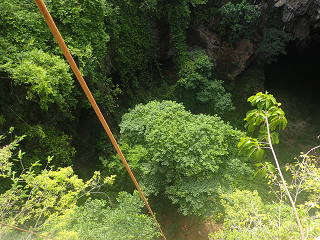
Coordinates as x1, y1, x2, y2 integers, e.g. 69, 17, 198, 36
108, 0, 155, 98
166, 1, 190, 67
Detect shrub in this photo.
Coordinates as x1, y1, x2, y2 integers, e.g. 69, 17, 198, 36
218, 0, 261, 43
178, 50, 235, 114
256, 28, 293, 65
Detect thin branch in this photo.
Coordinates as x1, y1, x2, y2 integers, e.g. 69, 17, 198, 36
305, 145, 320, 157
265, 111, 304, 240
88, 191, 113, 208
1, 102, 32, 129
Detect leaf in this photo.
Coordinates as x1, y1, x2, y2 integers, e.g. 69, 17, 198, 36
255, 168, 267, 179
18, 150, 25, 159
9, 126, 14, 133
270, 132, 279, 144
252, 148, 264, 161
267, 163, 275, 173
237, 137, 247, 148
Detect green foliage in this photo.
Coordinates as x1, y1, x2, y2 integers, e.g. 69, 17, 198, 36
162, 0, 206, 67
178, 50, 235, 114
0, 136, 114, 238
21, 125, 76, 168
45, 0, 110, 60
212, 189, 276, 239
210, 189, 306, 239
0, 0, 119, 116
278, 150, 320, 219
0, 135, 25, 179
238, 92, 308, 239
166, 1, 190, 67
0, 0, 52, 62
218, 0, 261, 42
179, 50, 213, 87
256, 28, 293, 65
238, 91, 287, 164
210, 148, 320, 239
246, 91, 287, 131
44, 0, 116, 111
107, 0, 155, 97
2, 49, 77, 116
46, 191, 161, 239
0, 114, 6, 125
117, 100, 252, 215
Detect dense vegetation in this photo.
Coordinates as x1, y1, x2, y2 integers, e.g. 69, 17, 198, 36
0, 0, 319, 239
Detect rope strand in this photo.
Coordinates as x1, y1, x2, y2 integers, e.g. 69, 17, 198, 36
0, 222, 56, 240
33, 0, 166, 239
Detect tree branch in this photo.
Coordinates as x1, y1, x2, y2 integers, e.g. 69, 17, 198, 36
265, 111, 304, 240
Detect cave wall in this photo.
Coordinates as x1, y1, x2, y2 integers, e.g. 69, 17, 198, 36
129, 0, 320, 89
181, 0, 320, 85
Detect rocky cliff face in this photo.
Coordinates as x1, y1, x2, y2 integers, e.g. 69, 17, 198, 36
267, 0, 320, 40
184, 0, 320, 84
151, 0, 320, 85
187, 25, 254, 85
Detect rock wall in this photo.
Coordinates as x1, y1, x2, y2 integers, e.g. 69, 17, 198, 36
151, 0, 320, 85
187, 25, 254, 84
270, 0, 320, 40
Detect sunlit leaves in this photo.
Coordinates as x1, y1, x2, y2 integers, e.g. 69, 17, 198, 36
210, 188, 308, 239
45, 191, 161, 240
240, 92, 287, 175
0, 135, 25, 178
253, 162, 275, 179
238, 137, 265, 161
246, 92, 287, 134
267, 163, 276, 173
247, 91, 278, 110
0, 136, 115, 238
2, 49, 76, 117
0, 0, 119, 115
118, 100, 250, 215
0, 134, 157, 239
243, 91, 287, 144
244, 109, 264, 132
252, 148, 264, 161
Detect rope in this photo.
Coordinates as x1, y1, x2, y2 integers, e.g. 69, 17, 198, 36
33, 1, 166, 239
1, 102, 32, 129
0, 222, 56, 240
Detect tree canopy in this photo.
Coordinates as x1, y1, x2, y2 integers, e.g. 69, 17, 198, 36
112, 100, 252, 215
0, 135, 160, 239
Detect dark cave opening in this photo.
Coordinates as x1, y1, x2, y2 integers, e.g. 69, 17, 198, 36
264, 28, 320, 104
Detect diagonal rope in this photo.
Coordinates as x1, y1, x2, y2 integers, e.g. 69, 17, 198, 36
0, 222, 56, 240
33, 0, 166, 239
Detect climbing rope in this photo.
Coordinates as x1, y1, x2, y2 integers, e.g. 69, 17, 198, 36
0, 222, 57, 240
33, 0, 166, 239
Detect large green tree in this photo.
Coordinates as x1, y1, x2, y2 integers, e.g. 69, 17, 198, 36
109, 100, 252, 215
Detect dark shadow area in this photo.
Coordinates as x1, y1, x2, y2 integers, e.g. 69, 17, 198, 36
265, 28, 320, 104
264, 28, 320, 155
